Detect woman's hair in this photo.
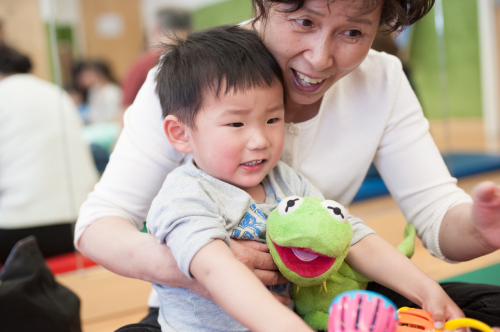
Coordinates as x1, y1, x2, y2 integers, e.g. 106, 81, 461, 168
0, 44, 32, 75
252, 0, 435, 33
155, 25, 284, 129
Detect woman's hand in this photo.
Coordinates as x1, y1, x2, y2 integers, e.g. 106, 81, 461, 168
230, 239, 291, 305
471, 181, 500, 250
230, 239, 288, 284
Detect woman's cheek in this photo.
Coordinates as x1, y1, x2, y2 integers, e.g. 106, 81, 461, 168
337, 44, 371, 74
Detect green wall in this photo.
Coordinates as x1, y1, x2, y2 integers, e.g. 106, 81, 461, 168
193, 0, 253, 30
409, 0, 482, 119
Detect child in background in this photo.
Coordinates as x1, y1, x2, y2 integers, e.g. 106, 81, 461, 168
147, 25, 464, 332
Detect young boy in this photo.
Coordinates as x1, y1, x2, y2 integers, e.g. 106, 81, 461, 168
148, 26, 463, 332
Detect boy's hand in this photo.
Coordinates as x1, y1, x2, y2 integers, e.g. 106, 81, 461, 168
420, 285, 465, 330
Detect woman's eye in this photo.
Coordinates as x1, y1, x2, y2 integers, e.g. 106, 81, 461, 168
228, 122, 244, 127
344, 30, 362, 38
267, 118, 279, 124
295, 19, 314, 27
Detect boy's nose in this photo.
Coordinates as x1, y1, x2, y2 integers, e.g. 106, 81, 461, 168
248, 130, 270, 150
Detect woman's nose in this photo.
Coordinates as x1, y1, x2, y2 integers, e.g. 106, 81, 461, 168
304, 37, 334, 72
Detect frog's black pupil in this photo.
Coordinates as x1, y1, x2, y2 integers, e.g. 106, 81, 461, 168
285, 199, 299, 212
328, 206, 344, 219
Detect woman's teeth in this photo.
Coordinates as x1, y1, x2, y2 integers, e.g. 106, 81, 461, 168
296, 72, 325, 87
243, 160, 263, 166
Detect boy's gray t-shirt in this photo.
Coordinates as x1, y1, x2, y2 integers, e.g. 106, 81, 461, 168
147, 160, 374, 332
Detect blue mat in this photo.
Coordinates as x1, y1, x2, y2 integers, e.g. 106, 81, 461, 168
353, 153, 500, 202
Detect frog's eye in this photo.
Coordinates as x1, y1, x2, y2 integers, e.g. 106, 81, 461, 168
277, 196, 304, 216
321, 200, 348, 223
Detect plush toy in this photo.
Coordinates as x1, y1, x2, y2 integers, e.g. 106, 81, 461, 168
266, 196, 416, 331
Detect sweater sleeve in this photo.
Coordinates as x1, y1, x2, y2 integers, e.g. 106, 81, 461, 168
147, 171, 230, 279
374, 69, 472, 262
74, 67, 186, 247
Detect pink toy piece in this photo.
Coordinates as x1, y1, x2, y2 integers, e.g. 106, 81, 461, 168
328, 290, 398, 332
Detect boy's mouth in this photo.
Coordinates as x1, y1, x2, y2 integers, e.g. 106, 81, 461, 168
239, 159, 267, 172
241, 159, 265, 166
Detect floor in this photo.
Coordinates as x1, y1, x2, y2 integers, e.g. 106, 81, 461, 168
55, 118, 500, 332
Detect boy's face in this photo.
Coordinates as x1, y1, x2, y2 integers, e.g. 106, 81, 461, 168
187, 84, 285, 192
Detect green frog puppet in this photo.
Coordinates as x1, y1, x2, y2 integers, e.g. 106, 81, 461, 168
266, 196, 415, 331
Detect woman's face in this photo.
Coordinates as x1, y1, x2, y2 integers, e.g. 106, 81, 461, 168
261, 0, 383, 107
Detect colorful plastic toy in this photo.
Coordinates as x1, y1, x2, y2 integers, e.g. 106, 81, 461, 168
328, 291, 495, 332
397, 307, 494, 332
328, 290, 399, 332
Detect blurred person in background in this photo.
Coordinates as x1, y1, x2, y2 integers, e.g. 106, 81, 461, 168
77, 60, 122, 124
121, 7, 192, 110
0, 44, 99, 263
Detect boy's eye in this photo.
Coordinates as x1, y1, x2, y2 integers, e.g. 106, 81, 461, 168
295, 19, 314, 27
267, 118, 279, 124
228, 122, 244, 127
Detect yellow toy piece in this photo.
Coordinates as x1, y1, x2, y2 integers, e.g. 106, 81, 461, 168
397, 307, 494, 332
441, 318, 494, 332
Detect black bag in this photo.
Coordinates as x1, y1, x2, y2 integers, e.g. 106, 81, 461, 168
0, 236, 82, 332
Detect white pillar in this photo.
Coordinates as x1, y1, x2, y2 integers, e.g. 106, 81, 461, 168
478, 0, 500, 152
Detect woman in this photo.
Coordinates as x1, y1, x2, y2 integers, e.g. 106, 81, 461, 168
77, 60, 122, 124
76, 0, 500, 329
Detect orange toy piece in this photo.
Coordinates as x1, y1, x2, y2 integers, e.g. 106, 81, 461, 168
397, 307, 435, 332
397, 307, 494, 332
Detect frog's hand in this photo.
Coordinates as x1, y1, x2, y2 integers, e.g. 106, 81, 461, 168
396, 223, 416, 258
337, 261, 371, 284
303, 310, 328, 331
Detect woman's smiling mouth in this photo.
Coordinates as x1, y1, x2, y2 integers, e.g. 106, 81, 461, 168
292, 69, 328, 92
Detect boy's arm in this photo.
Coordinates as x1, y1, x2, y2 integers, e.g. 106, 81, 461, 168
190, 239, 313, 332
345, 234, 464, 329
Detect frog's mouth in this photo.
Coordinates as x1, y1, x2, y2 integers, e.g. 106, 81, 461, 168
271, 239, 335, 278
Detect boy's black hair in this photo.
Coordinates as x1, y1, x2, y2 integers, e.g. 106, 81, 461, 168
155, 25, 284, 128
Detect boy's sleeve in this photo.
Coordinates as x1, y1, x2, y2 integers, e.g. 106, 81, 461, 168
280, 161, 376, 246
147, 173, 230, 279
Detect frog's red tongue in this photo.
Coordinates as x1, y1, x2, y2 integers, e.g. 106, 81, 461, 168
271, 240, 335, 278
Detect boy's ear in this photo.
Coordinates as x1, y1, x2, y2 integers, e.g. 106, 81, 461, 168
163, 115, 192, 154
